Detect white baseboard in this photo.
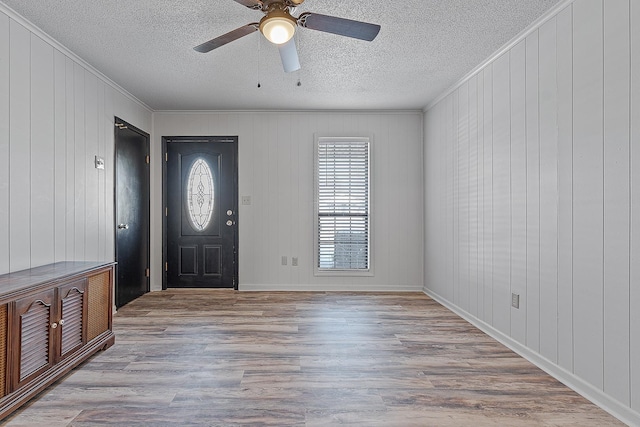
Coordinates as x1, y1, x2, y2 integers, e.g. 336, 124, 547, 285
423, 287, 639, 427
239, 283, 423, 292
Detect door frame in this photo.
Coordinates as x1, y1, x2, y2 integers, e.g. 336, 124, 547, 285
114, 117, 151, 305
162, 136, 239, 290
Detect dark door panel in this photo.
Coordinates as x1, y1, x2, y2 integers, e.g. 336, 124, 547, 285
115, 119, 150, 307
165, 138, 237, 288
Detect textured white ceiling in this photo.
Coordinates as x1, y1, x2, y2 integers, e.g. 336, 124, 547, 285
3, 0, 563, 110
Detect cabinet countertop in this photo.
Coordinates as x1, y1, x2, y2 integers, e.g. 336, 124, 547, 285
0, 261, 116, 299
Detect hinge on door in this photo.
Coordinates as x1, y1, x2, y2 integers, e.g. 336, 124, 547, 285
165, 207, 168, 217
165, 262, 168, 272
145, 268, 150, 278
165, 152, 168, 161
145, 155, 150, 164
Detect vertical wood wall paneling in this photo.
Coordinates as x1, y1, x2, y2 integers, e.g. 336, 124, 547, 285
537, 16, 559, 363
491, 52, 511, 335
53, 51, 67, 262
407, 114, 424, 287
425, 107, 438, 292
453, 93, 460, 303
277, 114, 291, 284
445, 96, 455, 301
385, 114, 397, 286
370, 113, 387, 286
439, 103, 449, 296
557, 4, 575, 373
457, 82, 470, 312
525, 31, 541, 353
0, 13, 9, 275
267, 115, 279, 283
296, 114, 312, 284
630, 0, 640, 413
1, 9, 150, 276
482, 66, 494, 324
30, 34, 55, 267
572, 0, 604, 388
510, 40, 527, 344
289, 114, 300, 285
84, 72, 99, 262
477, 71, 485, 320
424, 1, 640, 422
74, 63, 86, 260
154, 111, 423, 291
65, 57, 75, 260
237, 113, 252, 284
104, 88, 115, 262
97, 81, 105, 261
9, 20, 31, 272
468, 76, 479, 317
603, 0, 631, 406
249, 114, 264, 283
389, 115, 408, 287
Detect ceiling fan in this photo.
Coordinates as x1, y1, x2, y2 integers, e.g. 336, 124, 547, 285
194, 0, 381, 73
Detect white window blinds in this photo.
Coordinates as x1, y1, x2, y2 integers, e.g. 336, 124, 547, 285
316, 138, 370, 271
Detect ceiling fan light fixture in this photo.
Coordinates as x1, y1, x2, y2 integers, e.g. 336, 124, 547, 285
260, 10, 297, 45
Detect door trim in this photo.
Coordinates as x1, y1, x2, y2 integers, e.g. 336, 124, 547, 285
114, 117, 151, 305
162, 136, 239, 290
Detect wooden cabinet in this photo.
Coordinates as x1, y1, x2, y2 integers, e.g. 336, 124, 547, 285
0, 262, 115, 420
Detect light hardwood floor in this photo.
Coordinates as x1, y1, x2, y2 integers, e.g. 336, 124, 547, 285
2, 290, 624, 426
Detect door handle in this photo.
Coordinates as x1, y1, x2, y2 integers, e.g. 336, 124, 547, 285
118, 224, 129, 230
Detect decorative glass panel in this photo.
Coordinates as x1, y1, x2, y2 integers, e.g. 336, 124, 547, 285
186, 158, 215, 231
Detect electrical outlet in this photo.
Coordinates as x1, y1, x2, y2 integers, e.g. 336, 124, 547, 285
292, 257, 298, 266
281, 256, 287, 266
242, 196, 251, 205
511, 293, 520, 309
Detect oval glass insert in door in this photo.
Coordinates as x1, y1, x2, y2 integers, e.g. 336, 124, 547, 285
186, 158, 215, 231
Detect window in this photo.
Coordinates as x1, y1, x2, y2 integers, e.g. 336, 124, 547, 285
315, 137, 371, 274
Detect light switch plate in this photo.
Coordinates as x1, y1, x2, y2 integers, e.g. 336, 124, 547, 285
95, 155, 105, 170
511, 293, 520, 309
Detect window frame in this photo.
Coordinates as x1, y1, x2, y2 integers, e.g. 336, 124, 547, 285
314, 135, 374, 277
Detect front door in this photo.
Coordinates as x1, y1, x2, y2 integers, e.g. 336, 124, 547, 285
115, 118, 150, 307
165, 137, 238, 288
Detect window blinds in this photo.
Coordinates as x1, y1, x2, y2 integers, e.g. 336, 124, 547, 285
317, 138, 370, 270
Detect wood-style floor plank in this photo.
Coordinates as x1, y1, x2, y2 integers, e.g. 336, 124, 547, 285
2, 291, 624, 426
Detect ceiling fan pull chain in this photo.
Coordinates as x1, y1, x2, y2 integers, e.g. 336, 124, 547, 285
257, 30, 262, 88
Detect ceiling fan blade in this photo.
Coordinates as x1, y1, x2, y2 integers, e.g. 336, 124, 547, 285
194, 24, 259, 53
298, 12, 380, 41
278, 38, 301, 73
231, 0, 263, 10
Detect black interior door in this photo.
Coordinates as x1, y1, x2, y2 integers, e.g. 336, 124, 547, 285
165, 137, 238, 288
115, 119, 150, 307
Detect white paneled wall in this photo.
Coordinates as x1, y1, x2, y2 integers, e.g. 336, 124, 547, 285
0, 7, 152, 275
152, 111, 424, 292
424, 1, 640, 424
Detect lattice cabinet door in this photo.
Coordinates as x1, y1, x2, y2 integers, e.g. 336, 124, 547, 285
87, 270, 113, 341
9, 288, 57, 391
58, 279, 88, 360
